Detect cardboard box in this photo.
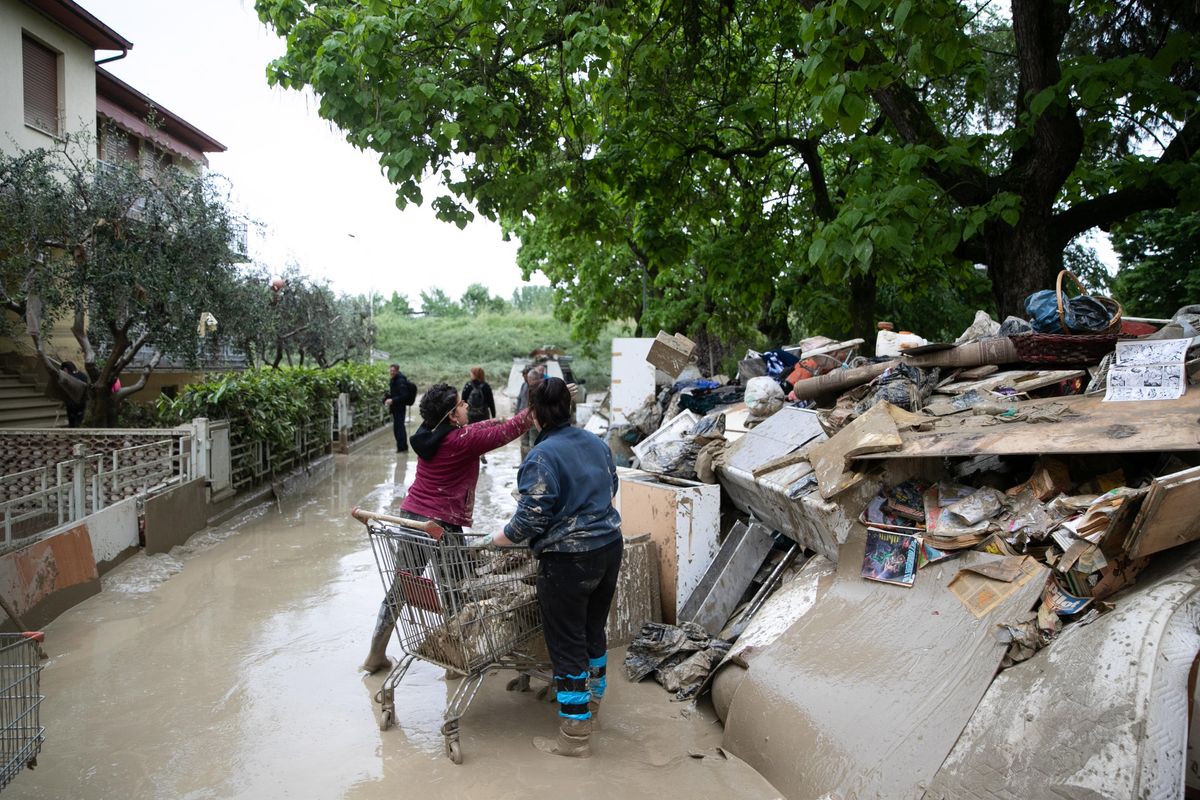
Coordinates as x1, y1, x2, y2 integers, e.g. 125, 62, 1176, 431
646, 331, 697, 378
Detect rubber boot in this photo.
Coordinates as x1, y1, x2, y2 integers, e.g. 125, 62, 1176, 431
533, 717, 592, 758
360, 615, 393, 674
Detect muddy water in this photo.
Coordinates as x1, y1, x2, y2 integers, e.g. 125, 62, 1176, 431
7, 433, 780, 800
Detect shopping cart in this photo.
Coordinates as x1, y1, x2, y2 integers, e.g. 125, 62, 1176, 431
0, 632, 44, 791
354, 509, 549, 764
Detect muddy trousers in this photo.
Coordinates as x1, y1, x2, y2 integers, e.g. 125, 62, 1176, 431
370, 515, 463, 647
536, 539, 623, 719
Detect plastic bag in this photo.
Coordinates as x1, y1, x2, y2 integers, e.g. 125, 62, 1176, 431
1025, 290, 1063, 333
744, 376, 785, 418
955, 310, 1002, 344
1026, 291, 1113, 334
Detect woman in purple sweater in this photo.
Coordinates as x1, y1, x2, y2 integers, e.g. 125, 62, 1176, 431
361, 383, 533, 673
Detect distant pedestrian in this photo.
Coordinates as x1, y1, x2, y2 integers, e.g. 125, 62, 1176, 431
57, 361, 86, 428
515, 365, 545, 458
462, 367, 497, 464
383, 364, 415, 453
461, 367, 496, 424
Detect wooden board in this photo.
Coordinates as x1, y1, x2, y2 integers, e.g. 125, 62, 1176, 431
857, 392, 1200, 460
935, 369, 1085, 396
808, 401, 902, 498
1125, 467, 1200, 559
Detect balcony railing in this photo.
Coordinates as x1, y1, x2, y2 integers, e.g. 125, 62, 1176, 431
121, 341, 251, 372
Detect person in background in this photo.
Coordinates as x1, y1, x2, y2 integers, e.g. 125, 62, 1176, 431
476, 377, 623, 758
383, 364, 412, 453
515, 365, 545, 459
462, 367, 497, 464
461, 367, 496, 424
57, 361, 86, 428
361, 382, 534, 674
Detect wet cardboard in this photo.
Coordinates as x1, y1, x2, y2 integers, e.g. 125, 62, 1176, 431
807, 401, 903, 498
721, 530, 1048, 800
1124, 466, 1200, 558
645, 331, 696, 378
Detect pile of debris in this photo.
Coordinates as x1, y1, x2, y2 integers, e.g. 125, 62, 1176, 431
608, 286, 1200, 796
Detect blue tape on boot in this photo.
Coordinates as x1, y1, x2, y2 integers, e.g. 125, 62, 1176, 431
588, 654, 608, 698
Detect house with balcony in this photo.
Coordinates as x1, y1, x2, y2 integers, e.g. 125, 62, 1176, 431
0, 0, 241, 427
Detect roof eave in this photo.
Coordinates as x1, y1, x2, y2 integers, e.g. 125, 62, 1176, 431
22, 0, 133, 52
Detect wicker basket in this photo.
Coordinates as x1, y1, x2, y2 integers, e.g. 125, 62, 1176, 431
1056, 269, 1123, 335
1009, 332, 1122, 365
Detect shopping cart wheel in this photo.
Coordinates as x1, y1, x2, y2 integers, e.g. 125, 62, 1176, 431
506, 674, 531, 692
378, 707, 394, 731
445, 738, 462, 765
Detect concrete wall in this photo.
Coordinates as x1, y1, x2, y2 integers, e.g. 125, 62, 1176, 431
0, 0, 98, 154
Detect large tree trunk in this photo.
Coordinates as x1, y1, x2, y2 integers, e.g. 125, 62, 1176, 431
85, 385, 118, 427
984, 217, 1063, 319
848, 271, 878, 352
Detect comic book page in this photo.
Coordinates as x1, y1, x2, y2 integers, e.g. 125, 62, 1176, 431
1104, 338, 1189, 402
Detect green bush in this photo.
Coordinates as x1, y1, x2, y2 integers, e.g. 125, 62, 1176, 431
157, 363, 386, 447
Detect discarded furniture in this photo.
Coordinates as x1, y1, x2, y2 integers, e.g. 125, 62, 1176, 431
615, 469, 720, 624
678, 520, 775, 636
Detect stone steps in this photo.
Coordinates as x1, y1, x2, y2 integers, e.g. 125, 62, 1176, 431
0, 369, 66, 429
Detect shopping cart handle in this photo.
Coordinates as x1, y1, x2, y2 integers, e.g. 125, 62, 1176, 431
351, 508, 446, 541
21, 632, 44, 643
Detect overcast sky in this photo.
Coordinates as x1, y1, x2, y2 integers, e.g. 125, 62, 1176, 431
82, 0, 538, 308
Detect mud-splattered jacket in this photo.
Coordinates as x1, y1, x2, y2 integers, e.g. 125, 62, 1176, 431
401, 409, 533, 528
503, 423, 622, 556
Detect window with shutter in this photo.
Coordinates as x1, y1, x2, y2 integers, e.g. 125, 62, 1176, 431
22, 35, 60, 135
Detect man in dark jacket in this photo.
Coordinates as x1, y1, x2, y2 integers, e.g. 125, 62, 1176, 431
383, 364, 412, 452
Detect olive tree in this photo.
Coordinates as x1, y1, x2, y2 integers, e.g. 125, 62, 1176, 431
0, 138, 242, 425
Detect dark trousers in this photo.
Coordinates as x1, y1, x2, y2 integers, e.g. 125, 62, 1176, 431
391, 409, 408, 451
537, 539, 623, 681
66, 404, 85, 428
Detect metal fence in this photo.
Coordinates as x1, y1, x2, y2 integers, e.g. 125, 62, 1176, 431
229, 412, 332, 492
0, 433, 192, 549
348, 393, 390, 441
0, 391, 389, 542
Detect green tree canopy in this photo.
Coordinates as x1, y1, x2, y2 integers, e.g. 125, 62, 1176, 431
257, 0, 1199, 345
460, 282, 509, 315
1111, 208, 1200, 319
418, 287, 463, 316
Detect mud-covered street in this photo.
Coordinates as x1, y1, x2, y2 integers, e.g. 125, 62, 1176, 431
5, 432, 779, 800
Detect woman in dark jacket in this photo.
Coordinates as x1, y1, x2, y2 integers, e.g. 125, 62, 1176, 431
461, 366, 497, 424
481, 377, 623, 758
